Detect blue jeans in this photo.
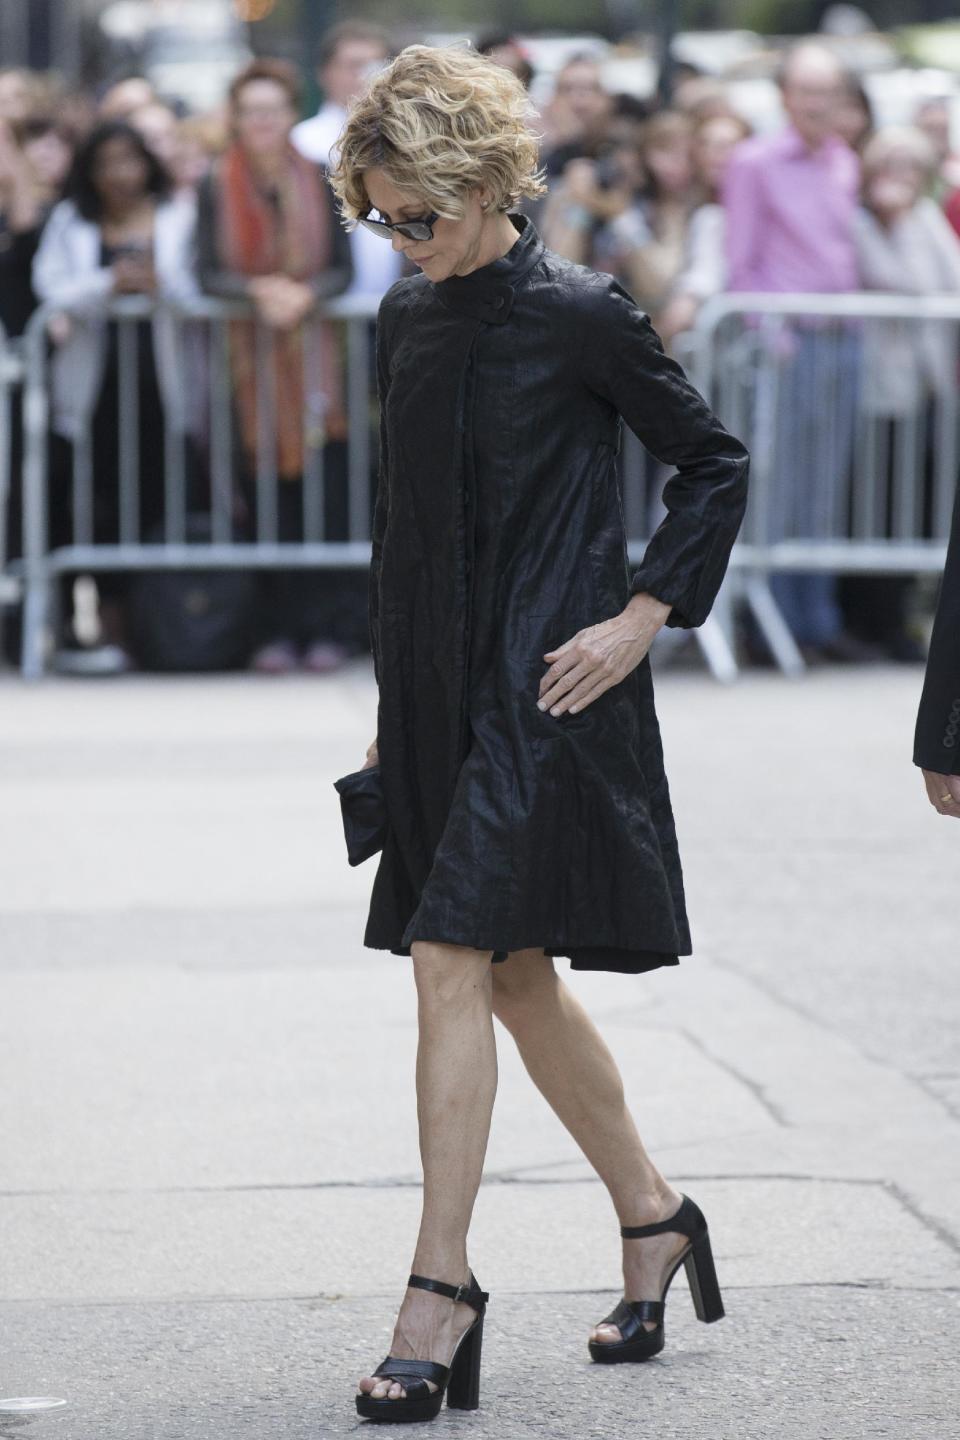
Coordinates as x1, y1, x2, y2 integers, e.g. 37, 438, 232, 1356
763, 327, 861, 646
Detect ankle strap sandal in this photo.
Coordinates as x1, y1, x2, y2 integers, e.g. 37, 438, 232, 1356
355, 1272, 489, 1423
589, 1194, 724, 1365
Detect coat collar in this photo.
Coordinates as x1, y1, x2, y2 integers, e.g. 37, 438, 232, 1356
432, 212, 544, 324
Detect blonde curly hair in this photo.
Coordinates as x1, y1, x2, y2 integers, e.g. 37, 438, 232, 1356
328, 43, 547, 226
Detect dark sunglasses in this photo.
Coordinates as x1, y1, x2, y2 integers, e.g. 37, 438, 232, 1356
358, 208, 440, 242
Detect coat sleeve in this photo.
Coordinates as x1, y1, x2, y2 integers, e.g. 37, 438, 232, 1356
915, 478, 960, 774
32, 201, 114, 314
579, 275, 750, 628
195, 172, 250, 301
156, 197, 200, 305
922, 197, 960, 291
854, 207, 916, 293
370, 292, 396, 687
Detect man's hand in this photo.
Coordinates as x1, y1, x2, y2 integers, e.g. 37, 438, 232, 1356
922, 769, 960, 818
538, 592, 672, 718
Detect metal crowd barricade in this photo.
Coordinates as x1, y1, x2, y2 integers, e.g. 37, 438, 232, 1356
687, 291, 960, 675
17, 293, 381, 678
17, 290, 718, 680
0, 319, 26, 666
27, 289, 951, 684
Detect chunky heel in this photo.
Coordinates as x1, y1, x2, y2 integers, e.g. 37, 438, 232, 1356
684, 1232, 725, 1323
445, 1311, 483, 1410
355, 1272, 489, 1423
588, 1193, 724, 1364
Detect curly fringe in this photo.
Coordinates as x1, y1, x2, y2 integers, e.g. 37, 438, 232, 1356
328, 43, 547, 226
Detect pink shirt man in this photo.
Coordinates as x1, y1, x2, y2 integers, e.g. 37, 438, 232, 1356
723, 126, 860, 294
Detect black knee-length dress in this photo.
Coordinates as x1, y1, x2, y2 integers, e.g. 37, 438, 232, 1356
363, 214, 749, 974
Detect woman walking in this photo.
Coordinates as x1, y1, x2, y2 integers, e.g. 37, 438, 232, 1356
330, 44, 749, 1423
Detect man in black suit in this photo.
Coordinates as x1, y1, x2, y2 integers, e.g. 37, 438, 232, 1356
916, 486, 960, 817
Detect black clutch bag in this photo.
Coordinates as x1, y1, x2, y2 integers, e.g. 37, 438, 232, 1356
333, 763, 388, 866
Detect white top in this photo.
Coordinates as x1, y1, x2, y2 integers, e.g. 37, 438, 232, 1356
291, 101, 348, 166
32, 196, 197, 437
674, 203, 726, 302
292, 100, 404, 301
854, 197, 960, 413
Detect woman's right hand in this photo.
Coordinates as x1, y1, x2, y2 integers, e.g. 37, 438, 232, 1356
362, 738, 379, 770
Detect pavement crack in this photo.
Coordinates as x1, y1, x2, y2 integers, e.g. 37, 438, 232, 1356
0, 1171, 916, 1200
1, 1280, 958, 1312
709, 954, 960, 1119
882, 1180, 960, 1259
909, 1073, 960, 1124
676, 1026, 790, 1127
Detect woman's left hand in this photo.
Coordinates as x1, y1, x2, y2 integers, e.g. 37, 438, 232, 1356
538, 593, 672, 717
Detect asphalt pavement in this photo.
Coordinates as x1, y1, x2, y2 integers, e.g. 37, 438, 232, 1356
1, 658, 958, 1440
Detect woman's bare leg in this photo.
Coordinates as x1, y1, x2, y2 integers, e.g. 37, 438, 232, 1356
491, 948, 686, 1343
358, 940, 497, 1401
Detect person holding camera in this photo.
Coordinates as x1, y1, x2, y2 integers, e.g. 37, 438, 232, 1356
32, 119, 198, 667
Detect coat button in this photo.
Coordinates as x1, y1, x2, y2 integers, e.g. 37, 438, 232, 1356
946, 736, 957, 748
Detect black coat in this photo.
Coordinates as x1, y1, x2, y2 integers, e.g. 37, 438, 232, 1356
365, 214, 749, 974
915, 479, 960, 773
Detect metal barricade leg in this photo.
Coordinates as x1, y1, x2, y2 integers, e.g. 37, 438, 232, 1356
20, 317, 51, 678
695, 617, 740, 683
744, 570, 805, 677
695, 576, 740, 683
21, 565, 51, 680
0, 358, 11, 668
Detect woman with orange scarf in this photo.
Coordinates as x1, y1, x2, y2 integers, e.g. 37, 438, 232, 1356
197, 59, 354, 674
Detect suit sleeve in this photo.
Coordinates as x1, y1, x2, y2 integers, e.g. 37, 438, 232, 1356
915, 479, 960, 773
579, 275, 750, 628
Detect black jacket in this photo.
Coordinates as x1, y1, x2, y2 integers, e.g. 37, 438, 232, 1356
195, 161, 352, 302
365, 213, 749, 974
915, 481, 960, 773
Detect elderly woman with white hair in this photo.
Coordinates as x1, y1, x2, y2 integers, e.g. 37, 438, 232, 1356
846, 124, 960, 660
328, 43, 749, 1423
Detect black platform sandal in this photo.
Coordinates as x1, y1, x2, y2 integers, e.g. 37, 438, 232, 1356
355, 1272, 489, 1423
588, 1193, 724, 1364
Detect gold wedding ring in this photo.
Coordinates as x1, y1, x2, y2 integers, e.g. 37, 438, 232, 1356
940, 792, 954, 804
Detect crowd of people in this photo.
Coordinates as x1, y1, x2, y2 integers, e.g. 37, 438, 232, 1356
2, 24, 960, 672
